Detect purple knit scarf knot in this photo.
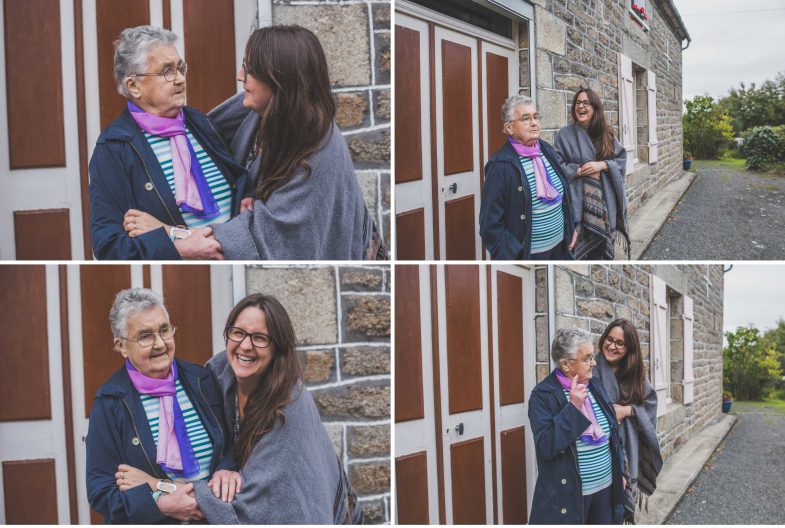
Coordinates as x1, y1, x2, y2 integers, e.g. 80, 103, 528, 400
128, 101, 219, 220
508, 137, 562, 204
125, 359, 200, 478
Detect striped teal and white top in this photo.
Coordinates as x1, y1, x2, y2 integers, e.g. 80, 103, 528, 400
140, 380, 213, 482
518, 155, 565, 254
561, 388, 613, 495
144, 129, 232, 229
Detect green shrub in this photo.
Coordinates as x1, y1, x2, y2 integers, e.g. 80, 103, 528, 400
743, 126, 785, 169
724, 326, 783, 401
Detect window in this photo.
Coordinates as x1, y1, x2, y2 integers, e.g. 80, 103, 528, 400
629, 0, 651, 30
618, 53, 657, 174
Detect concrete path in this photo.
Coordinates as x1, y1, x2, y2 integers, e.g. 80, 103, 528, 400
666, 404, 785, 525
641, 164, 785, 260
635, 414, 736, 525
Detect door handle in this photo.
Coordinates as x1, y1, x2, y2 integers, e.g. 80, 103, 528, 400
455, 422, 464, 435
449, 182, 457, 194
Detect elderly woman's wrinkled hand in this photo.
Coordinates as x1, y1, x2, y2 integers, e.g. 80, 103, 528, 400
115, 464, 157, 492
156, 483, 204, 522
208, 469, 243, 502
124, 209, 168, 237
174, 227, 224, 260
568, 374, 588, 410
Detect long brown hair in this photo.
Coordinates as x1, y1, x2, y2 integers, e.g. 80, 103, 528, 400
224, 294, 303, 466
599, 318, 646, 405
244, 25, 336, 202
570, 87, 615, 160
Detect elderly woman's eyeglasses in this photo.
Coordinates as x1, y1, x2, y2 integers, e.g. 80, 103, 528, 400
508, 114, 540, 125
130, 62, 188, 82
119, 326, 176, 348
226, 326, 272, 348
568, 354, 596, 367
605, 337, 627, 349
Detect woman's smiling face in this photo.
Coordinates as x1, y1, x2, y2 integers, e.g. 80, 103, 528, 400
602, 325, 628, 365
226, 306, 274, 384
116, 306, 175, 379
574, 91, 594, 128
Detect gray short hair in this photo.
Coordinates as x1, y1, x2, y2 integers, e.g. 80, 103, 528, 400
501, 94, 535, 123
114, 25, 178, 99
109, 288, 168, 338
551, 328, 593, 363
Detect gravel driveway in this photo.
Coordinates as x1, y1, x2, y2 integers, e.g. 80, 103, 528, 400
666, 404, 785, 524
642, 164, 785, 260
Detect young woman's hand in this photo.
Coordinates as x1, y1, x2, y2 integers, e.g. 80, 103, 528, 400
568, 231, 578, 252
207, 469, 243, 502
239, 197, 255, 212
124, 209, 168, 237
576, 161, 607, 179
115, 464, 157, 492
613, 404, 634, 423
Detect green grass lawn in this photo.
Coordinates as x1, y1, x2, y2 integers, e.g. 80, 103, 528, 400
730, 399, 785, 414
692, 155, 747, 171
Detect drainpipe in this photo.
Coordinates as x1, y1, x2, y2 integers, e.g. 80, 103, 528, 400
258, 0, 273, 28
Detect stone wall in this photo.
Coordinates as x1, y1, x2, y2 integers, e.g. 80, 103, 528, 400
541, 264, 724, 460
528, 0, 684, 216
273, 0, 391, 247
245, 264, 391, 523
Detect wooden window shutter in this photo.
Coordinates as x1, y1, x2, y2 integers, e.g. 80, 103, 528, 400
682, 295, 695, 404
649, 274, 668, 417
646, 70, 658, 164
617, 53, 635, 175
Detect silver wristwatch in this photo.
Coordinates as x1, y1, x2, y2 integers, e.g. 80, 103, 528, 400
169, 227, 192, 241
156, 479, 177, 494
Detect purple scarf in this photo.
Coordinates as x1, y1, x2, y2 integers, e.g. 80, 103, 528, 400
125, 359, 200, 478
128, 102, 219, 219
508, 137, 562, 204
555, 369, 608, 446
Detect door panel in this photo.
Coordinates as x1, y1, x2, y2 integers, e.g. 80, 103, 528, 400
395, 266, 425, 422
500, 427, 527, 523
450, 438, 487, 524
482, 43, 516, 169
395, 452, 430, 524
441, 40, 474, 175
445, 266, 483, 413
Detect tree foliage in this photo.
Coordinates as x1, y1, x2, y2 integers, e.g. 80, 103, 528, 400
683, 95, 734, 159
718, 74, 785, 134
743, 126, 785, 169
724, 326, 783, 401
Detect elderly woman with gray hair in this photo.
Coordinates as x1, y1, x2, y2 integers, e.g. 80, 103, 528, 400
86, 288, 240, 523
479, 95, 576, 260
88, 25, 250, 260
527, 328, 627, 524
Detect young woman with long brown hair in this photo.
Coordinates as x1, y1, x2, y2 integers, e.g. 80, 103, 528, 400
554, 88, 630, 260
593, 318, 663, 524
123, 25, 383, 260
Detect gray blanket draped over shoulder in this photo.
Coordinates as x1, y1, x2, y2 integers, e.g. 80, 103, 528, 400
554, 123, 629, 239
207, 93, 370, 260
594, 353, 663, 508
193, 352, 360, 524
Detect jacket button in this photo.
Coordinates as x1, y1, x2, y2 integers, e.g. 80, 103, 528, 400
520, 214, 526, 220
561, 478, 567, 484
144, 182, 154, 191
518, 186, 523, 191
561, 508, 567, 514
560, 450, 564, 454
131, 437, 140, 446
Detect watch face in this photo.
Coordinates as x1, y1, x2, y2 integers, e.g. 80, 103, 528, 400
171, 228, 191, 240
157, 480, 177, 493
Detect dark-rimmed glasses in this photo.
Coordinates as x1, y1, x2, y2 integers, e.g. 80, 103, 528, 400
574, 100, 592, 108
605, 336, 627, 349
225, 326, 272, 348
129, 62, 188, 82
118, 326, 176, 348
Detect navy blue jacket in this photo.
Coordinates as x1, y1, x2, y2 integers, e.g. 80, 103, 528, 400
527, 370, 626, 524
479, 140, 575, 259
86, 359, 235, 524
88, 107, 248, 260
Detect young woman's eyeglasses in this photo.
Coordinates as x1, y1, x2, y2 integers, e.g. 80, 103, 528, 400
225, 326, 272, 348
118, 326, 176, 348
129, 62, 188, 82
574, 100, 592, 108
605, 336, 627, 349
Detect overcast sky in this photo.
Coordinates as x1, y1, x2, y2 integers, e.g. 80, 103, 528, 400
723, 264, 785, 335
672, 0, 785, 101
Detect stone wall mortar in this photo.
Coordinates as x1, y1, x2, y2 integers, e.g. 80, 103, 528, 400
245, 264, 391, 523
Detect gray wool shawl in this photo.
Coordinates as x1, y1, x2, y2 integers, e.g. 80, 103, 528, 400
193, 352, 352, 524
554, 123, 629, 238
207, 95, 370, 260
593, 353, 663, 506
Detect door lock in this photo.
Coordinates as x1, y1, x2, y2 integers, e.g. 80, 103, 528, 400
455, 422, 464, 435
449, 182, 458, 194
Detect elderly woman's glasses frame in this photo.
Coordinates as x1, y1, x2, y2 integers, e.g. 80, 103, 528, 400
129, 62, 188, 82
568, 354, 597, 367
225, 326, 272, 349
508, 114, 540, 125
118, 326, 177, 348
